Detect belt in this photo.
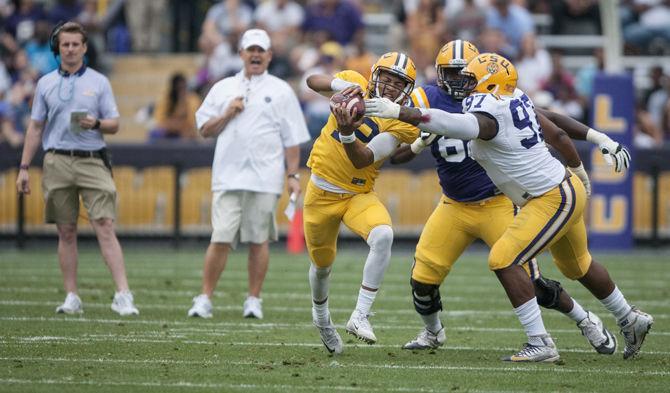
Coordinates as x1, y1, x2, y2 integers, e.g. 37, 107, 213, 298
48, 148, 104, 159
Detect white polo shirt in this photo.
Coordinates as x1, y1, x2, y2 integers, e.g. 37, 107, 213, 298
196, 70, 310, 195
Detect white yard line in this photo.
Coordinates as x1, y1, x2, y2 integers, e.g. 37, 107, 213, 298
0, 336, 668, 356
0, 356, 668, 377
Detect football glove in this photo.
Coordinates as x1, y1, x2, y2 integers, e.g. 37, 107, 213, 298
599, 140, 631, 173
365, 97, 401, 119
410, 131, 439, 154
569, 163, 591, 197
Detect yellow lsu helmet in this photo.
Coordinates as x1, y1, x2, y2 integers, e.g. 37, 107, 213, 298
367, 52, 416, 104
435, 39, 480, 100
460, 52, 518, 97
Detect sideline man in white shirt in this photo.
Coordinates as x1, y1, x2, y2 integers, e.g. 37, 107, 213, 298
366, 52, 652, 362
188, 29, 310, 319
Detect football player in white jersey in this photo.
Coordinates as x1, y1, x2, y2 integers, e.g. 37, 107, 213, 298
365, 52, 653, 362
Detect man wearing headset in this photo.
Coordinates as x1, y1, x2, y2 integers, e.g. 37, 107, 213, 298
16, 21, 139, 316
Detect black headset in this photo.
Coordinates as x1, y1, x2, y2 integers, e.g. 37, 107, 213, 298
49, 21, 67, 57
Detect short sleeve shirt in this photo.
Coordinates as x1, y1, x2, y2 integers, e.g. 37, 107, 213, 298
31, 67, 119, 151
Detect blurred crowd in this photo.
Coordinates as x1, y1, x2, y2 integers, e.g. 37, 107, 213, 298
2, 0, 670, 147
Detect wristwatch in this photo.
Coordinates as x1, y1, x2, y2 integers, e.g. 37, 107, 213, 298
287, 173, 301, 180
92, 119, 101, 130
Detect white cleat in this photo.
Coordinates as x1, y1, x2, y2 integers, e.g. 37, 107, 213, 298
345, 309, 377, 344
619, 306, 654, 360
502, 335, 560, 363
55, 292, 83, 314
111, 291, 139, 316
577, 310, 616, 355
312, 308, 343, 354
242, 296, 263, 319
187, 294, 213, 318
402, 327, 446, 350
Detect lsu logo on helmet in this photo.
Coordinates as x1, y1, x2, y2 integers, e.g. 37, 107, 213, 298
367, 52, 416, 104
461, 52, 517, 97
435, 40, 480, 100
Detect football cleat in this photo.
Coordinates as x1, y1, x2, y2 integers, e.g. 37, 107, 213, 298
345, 309, 377, 344
188, 294, 213, 318
502, 335, 560, 363
619, 306, 653, 360
56, 292, 83, 314
111, 291, 139, 316
242, 296, 263, 319
577, 311, 617, 355
312, 308, 343, 354
402, 327, 446, 350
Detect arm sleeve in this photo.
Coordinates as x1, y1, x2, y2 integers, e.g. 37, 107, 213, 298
367, 132, 400, 162
418, 108, 480, 140
98, 78, 120, 119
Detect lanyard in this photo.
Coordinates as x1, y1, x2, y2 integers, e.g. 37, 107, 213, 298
58, 74, 77, 102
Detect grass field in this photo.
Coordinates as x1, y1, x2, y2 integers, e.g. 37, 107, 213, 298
0, 245, 668, 392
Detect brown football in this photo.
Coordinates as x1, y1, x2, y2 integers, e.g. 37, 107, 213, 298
330, 93, 365, 121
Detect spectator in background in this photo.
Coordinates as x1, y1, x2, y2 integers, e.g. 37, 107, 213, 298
647, 73, 670, 136
641, 65, 665, 106
550, 0, 601, 35
254, 0, 304, 79
149, 72, 201, 141
623, 0, 670, 55
188, 29, 310, 320
300, 41, 344, 137
477, 27, 516, 61
48, 0, 82, 25
0, 101, 23, 147
485, 0, 534, 59
125, 0, 168, 52
405, 0, 446, 79
7, 49, 37, 133
344, 32, 376, 80
200, 0, 253, 49
574, 47, 604, 105
24, 19, 58, 76
444, 0, 486, 43
634, 102, 664, 147
541, 51, 583, 120
5, 0, 46, 44
515, 33, 552, 99
302, 0, 363, 46
15, 22, 139, 316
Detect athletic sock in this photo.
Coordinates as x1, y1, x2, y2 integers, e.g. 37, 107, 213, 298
514, 297, 548, 345
566, 298, 589, 323
600, 286, 632, 324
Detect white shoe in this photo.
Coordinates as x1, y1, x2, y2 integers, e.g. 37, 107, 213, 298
242, 296, 263, 319
577, 311, 616, 354
402, 327, 446, 350
313, 308, 343, 354
111, 291, 139, 316
502, 335, 560, 363
345, 309, 377, 344
619, 306, 654, 360
187, 294, 213, 318
56, 292, 83, 314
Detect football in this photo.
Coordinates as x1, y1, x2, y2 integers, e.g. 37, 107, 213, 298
330, 93, 365, 121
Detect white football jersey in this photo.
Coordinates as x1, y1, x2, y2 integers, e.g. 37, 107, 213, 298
463, 88, 566, 206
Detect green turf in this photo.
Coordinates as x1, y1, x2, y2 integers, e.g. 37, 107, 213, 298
0, 246, 668, 392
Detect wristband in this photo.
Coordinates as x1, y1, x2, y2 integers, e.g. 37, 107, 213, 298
340, 133, 356, 144
287, 173, 301, 180
410, 138, 426, 154
585, 128, 610, 145
19, 164, 29, 170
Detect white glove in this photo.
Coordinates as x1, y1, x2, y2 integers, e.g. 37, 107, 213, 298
365, 97, 401, 119
569, 163, 591, 197
586, 128, 631, 173
600, 139, 631, 173
410, 131, 439, 154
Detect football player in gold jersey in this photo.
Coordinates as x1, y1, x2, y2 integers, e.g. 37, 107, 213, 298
304, 52, 419, 354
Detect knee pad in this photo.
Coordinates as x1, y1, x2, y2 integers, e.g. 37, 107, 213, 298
367, 225, 393, 251
411, 278, 442, 315
534, 276, 564, 310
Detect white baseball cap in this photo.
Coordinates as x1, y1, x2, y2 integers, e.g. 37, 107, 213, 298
239, 29, 271, 51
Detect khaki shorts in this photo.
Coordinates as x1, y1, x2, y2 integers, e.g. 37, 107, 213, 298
42, 152, 116, 224
211, 190, 278, 248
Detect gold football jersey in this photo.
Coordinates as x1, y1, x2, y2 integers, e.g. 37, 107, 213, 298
307, 70, 419, 193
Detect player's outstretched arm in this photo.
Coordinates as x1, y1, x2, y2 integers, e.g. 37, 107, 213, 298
538, 113, 591, 195
536, 108, 631, 172
306, 74, 362, 97
365, 97, 495, 140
